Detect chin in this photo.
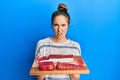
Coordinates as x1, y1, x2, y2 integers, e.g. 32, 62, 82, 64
56, 36, 63, 39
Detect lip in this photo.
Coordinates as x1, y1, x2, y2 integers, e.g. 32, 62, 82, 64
57, 33, 62, 36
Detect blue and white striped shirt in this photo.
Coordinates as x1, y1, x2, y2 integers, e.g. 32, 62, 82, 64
35, 37, 81, 57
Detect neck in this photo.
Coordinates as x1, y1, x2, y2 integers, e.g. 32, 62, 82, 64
50, 37, 67, 43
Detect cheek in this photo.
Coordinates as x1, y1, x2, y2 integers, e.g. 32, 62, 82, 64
64, 27, 68, 32
53, 28, 58, 33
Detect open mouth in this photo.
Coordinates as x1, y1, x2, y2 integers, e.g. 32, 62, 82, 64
57, 33, 62, 36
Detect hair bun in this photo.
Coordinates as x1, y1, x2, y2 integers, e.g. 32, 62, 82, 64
57, 3, 68, 12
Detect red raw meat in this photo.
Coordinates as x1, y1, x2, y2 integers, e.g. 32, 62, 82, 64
75, 57, 84, 65
56, 62, 85, 70
48, 54, 74, 58
36, 56, 47, 63
39, 62, 54, 71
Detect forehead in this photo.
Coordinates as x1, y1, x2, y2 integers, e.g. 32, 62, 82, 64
53, 15, 68, 23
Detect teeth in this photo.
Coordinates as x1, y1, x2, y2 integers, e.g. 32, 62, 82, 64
58, 33, 61, 35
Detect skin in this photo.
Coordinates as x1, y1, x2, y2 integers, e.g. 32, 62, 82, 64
50, 15, 69, 43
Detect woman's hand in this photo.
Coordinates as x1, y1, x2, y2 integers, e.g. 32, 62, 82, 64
37, 75, 46, 80
70, 74, 80, 80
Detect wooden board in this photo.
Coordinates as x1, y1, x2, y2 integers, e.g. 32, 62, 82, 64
30, 56, 89, 76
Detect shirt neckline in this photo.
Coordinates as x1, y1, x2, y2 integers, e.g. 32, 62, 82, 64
48, 37, 69, 45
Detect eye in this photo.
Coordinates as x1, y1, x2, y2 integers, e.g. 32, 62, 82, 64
61, 24, 66, 27
53, 23, 58, 27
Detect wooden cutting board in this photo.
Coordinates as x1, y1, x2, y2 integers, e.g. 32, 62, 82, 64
30, 56, 89, 75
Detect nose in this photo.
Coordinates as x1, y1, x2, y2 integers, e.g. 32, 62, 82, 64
58, 26, 62, 32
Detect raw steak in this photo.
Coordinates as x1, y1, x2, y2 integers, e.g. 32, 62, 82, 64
36, 56, 47, 63
39, 61, 54, 71
48, 54, 74, 58
48, 54, 74, 62
75, 57, 84, 65
56, 62, 85, 70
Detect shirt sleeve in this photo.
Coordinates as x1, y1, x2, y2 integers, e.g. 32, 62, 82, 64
75, 42, 81, 56
35, 41, 41, 57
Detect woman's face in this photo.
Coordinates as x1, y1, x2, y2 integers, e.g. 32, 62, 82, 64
52, 15, 69, 39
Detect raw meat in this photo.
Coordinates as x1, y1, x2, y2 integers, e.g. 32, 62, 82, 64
56, 62, 85, 70
39, 61, 54, 71
36, 56, 47, 63
48, 54, 74, 58
75, 57, 84, 65
48, 54, 74, 62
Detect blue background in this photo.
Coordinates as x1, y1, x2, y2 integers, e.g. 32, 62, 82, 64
0, 0, 120, 80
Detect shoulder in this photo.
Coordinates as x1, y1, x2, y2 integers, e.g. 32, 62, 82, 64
36, 37, 50, 46
37, 37, 49, 43
68, 39, 80, 47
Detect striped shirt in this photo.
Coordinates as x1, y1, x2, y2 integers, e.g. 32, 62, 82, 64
35, 37, 81, 80
35, 37, 81, 57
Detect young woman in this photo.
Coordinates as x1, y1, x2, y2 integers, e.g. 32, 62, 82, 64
35, 3, 81, 80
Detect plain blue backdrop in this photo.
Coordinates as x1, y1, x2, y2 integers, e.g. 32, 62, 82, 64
0, 0, 120, 80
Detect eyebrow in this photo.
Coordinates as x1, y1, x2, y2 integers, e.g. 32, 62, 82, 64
53, 23, 66, 25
